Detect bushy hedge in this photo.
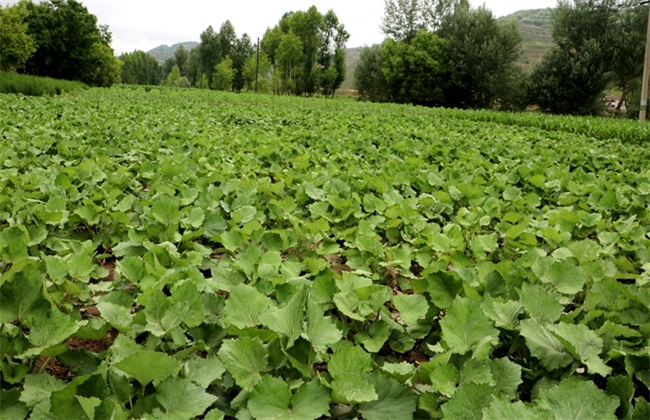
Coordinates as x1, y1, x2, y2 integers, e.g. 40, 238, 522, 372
0, 72, 87, 96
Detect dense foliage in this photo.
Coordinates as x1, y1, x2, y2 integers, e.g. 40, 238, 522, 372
119, 51, 162, 86
0, 72, 87, 96
0, 88, 649, 419
355, 1, 523, 109
0, 1, 36, 72
21, 0, 121, 87
527, 0, 648, 115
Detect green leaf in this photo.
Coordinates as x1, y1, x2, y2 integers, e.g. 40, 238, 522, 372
520, 283, 564, 323
0, 226, 29, 263
537, 379, 619, 420
217, 337, 269, 392
607, 375, 635, 420
483, 397, 551, 420
305, 298, 342, 352
430, 233, 452, 253
25, 309, 81, 356
392, 294, 429, 324
0, 267, 47, 323
262, 283, 307, 347
75, 396, 102, 420
68, 252, 95, 281
44, 255, 69, 283
481, 296, 523, 330
235, 245, 263, 276
542, 260, 585, 295
0, 389, 28, 420
441, 382, 493, 420
75, 205, 100, 225
355, 320, 390, 353
429, 364, 459, 397
358, 373, 418, 420
116, 256, 145, 282
186, 357, 226, 388
440, 297, 498, 356
549, 323, 611, 376
520, 319, 573, 371
222, 284, 271, 329
460, 359, 493, 385
219, 230, 243, 252
19, 374, 66, 411
248, 376, 330, 420
97, 301, 133, 332
329, 345, 377, 403
114, 351, 181, 387
490, 358, 523, 400
155, 377, 217, 418
152, 194, 180, 226
232, 205, 257, 224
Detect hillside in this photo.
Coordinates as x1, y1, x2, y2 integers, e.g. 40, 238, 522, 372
147, 41, 199, 63
499, 8, 554, 66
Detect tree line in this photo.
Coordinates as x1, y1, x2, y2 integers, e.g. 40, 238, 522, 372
121, 6, 349, 96
355, 0, 649, 116
0, 0, 121, 87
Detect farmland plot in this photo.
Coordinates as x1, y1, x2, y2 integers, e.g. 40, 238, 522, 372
0, 88, 649, 419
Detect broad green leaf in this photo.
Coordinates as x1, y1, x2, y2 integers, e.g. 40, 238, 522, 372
520, 283, 564, 323
483, 397, 551, 420
607, 375, 635, 420
0, 266, 47, 323
235, 245, 263, 276
355, 320, 390, 353
490, 358, 523, 400
549, 323, 611, 376
248, 376, 330, 420
67, 252, 95, 281
541, 260, 585, 295
460, 359, 493, 385
440, 297, 498, 357
0, 389, 28, 420
116, 256, 145, 282
186, 357, 226, 388
262, 283, 307, 347
219, 230, 243, 252
75, 396, 102, 420
305, 298, 342, 352
520, 319, 573, 371
44, 256, 69, 283
537, 379, 619, 420
97, 301, 133, 332
358, 373, 418, 420
24, 309, 81, 356
430, 233, 452, 253
481, 296, 523, 330
19, 374, 66, 411
222, 284, 271, 329
329, 345, 377, 403
151, 194, 180, 226
75, 205, 100, 225
430, 364, 459, 397
114, 351, 181, 387
0, 226, 29, 263
441, 382, 493, 420
155, 377, 217, 419
217, 337, 269, 392
392, 294, 429, 324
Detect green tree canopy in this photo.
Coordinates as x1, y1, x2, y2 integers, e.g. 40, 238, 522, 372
527, 0, 645, 115
439, 4, 522, 109
119, 50, 162, 86
212, 56, 234, 91
0, 1, 36, 72
23, 0, 120, 86
382, 30, 447, 106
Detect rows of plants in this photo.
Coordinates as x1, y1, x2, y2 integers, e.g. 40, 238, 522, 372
1, 88, 649, 419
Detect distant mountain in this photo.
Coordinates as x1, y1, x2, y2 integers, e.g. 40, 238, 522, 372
147, 42, 199, 63
499, 8, 554, 67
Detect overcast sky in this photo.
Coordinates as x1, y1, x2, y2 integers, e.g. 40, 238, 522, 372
5, 0, 559, 54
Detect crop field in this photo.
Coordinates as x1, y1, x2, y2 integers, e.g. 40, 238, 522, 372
1, 87, 649, 419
